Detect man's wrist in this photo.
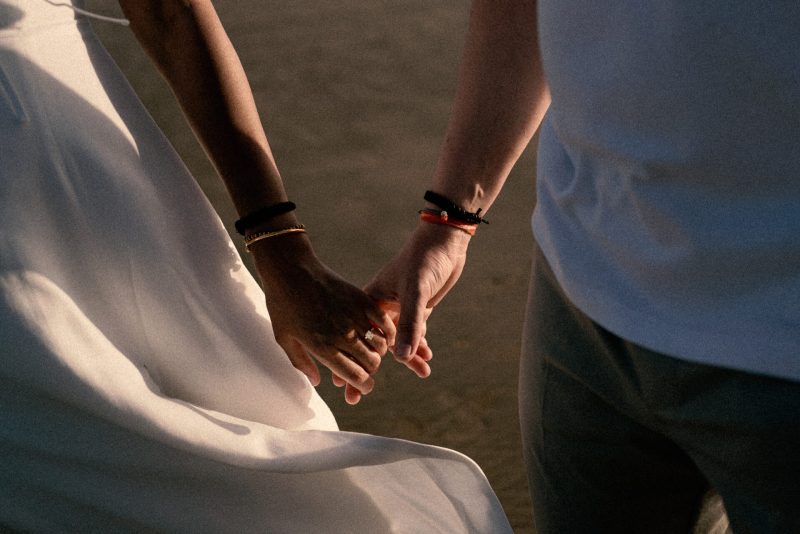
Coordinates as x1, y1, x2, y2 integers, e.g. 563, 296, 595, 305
415, 217, 472, 253
423, 190, 489, 226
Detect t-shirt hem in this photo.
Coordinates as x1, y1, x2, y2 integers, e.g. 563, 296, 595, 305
533, 227, 800, 384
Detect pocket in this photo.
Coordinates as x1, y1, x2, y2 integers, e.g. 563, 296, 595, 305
0, 61, 28, 123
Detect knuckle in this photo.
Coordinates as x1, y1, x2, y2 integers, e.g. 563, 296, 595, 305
343, 329, 359, 344
342, 366, 370, 385
309, 340, 336, 359
361, 354, 381, 374
371, 339, 389, 356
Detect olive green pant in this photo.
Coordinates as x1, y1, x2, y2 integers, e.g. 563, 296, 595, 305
519, 245, 800, 534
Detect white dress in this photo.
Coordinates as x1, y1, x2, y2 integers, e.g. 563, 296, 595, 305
0, 1, 511, 531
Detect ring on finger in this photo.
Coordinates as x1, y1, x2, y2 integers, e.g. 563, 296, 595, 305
363, 327, 383, 343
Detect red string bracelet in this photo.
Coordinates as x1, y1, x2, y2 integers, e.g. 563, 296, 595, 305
419, 211, 477, 235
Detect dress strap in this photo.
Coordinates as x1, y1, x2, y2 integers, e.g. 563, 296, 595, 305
42, 1, 130, 26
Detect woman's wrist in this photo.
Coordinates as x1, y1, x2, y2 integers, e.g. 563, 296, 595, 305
241, 211, 300, 237
249, 229, 318, 285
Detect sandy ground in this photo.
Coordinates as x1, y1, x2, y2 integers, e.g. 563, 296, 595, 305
89, 2, 540, 531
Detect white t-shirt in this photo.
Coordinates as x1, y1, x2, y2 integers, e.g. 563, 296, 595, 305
532, 1, 800, 380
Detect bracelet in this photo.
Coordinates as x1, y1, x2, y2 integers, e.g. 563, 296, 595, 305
244, 224, 306, 252
235, 201, 296, 235
419, 211, 477, 236
424, 190, 489, 225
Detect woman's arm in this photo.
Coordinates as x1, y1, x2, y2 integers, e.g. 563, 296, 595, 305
118, 0, 395, 403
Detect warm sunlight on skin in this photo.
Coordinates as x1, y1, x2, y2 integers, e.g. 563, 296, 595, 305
377, 299, 434, 377
332, 300, 433, 405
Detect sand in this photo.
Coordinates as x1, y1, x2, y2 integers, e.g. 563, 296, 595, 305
88, 2, 539, 531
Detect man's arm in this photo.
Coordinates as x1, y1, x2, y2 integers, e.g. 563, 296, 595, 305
432, 0, 550, 211
367, 0, 550, 363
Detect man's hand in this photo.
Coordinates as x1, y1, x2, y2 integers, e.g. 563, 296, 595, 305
365, 222, 471, 370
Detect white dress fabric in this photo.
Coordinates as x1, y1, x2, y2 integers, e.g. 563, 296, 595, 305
0, 1, 511, 531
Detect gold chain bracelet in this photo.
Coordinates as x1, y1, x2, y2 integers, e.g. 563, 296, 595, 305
244, 224, 306, 252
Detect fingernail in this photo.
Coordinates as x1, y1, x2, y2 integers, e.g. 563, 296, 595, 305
394, 344, 412, 361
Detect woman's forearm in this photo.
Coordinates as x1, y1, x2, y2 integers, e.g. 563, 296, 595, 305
118, 0, 288, 219
431, 0, 550, 213
117, 2, 399, 398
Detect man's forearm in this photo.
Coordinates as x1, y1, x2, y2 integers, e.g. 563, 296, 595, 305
431, 0, 550, 213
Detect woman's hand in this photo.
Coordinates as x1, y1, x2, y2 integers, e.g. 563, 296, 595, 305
365, 222, 471, 371
250, 232, 396, 405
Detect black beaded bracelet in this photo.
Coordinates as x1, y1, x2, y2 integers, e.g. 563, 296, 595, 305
424, 190, 489, 225
234, 201, 296, 235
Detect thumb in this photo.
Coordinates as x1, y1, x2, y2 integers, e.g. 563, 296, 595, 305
394, 286, 426, 362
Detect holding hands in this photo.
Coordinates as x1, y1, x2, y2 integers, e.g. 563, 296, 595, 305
258, 193, 480, 404
249, 227, 396, 405
124, 0, 542, 406
251, 213, 465, 404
